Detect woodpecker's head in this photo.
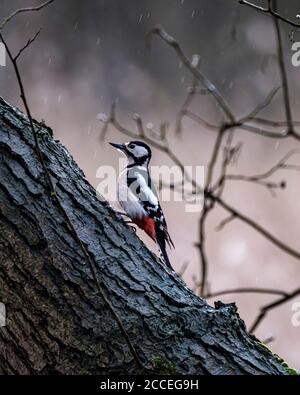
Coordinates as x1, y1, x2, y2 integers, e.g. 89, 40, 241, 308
109, 141, 152, 167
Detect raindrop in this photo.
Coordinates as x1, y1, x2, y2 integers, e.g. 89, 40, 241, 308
97, 113, 108, 122
58, 94, 62, 103
138, 14, 143, 23
191, 54, 200, 68
206, 81, 215, 91
147, 12, 151, 18
74, 22, 79, 31
96, 37, 101, 45
146, 122, 153, 130
48, 57, 52, 65
191, 10, 195, 18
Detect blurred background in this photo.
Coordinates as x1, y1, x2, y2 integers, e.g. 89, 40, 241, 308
0, 0, 300, 370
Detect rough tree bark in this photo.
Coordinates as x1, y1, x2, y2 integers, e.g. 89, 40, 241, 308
0, 96, 292, 375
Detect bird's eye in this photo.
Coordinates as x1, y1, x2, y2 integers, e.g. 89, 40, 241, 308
128, 143, 135, 149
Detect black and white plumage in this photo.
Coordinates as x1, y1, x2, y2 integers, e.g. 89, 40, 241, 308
110, 140, 174, 269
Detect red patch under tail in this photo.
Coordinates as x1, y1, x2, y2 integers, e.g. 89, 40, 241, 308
133, 216, 156, 242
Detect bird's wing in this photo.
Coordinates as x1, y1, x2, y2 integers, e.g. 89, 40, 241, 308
130, 169, 174, 249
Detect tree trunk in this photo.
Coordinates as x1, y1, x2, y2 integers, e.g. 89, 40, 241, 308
0, 96, 291, 375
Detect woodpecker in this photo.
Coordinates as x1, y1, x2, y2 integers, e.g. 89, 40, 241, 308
110, 140, 174, 269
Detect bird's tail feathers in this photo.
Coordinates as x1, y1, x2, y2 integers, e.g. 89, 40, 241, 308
156, 225, 174, 270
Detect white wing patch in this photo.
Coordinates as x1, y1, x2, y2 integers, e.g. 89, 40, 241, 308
136, 173, 158, 206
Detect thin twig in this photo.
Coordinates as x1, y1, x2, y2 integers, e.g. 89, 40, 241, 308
14, 29, 42, 61
175, 79, 198, 135
239, 0, 300, 28
211, 192, 300, 261
185, 111, 300, 141
272, 0, 294, 134
175, 54, 203, 135
262, 335, 275, 345
249, 118, 300, 128
239, 86, 280, 123
184, 110, 219, 130
205, 287, 288, 299
249, 287, 300, 333
146, 25, 235, 123
178, 261, 190, 277
205, 125, 226, 189
214, 140, 242, 197
0, 0, 55, 31
221, 150, 300, 197
238, 124, 300, 140
215, 214, 236, 231
197, 202, 211, 297
133, 113, 145, 137
197, 124, 227, 296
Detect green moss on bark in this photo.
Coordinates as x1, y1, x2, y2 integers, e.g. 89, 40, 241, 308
257, 341, 299, 375
152, 356, 176, 375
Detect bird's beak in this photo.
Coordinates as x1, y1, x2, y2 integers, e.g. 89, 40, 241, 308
109, 142, 126, 152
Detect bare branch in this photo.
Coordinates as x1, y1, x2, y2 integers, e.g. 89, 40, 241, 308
0, 0, 55, 31
175, 78, 198, 135
205, 125, 226, 189
238, 124, 300, 140
239, 86, 280, 123
262, 336, 275, 345
178, 261, 190, 277
205, 287, 288, 299
197, 202, 212, 297
272, 0, 294, 134
215, 214, 237, 231
239, 0, 300, 28
184, 110, 300, 142
211, 193, 300, 261
225, 150, 300, 193
14, 28, 42, 61
249, 287, 300, 333
146, 25, 235, 123
227, 178, 284, 197
133, 113, 145, 137
248, 118, 300, 128
209, 127, 240, 202
184, 110, 220, 130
